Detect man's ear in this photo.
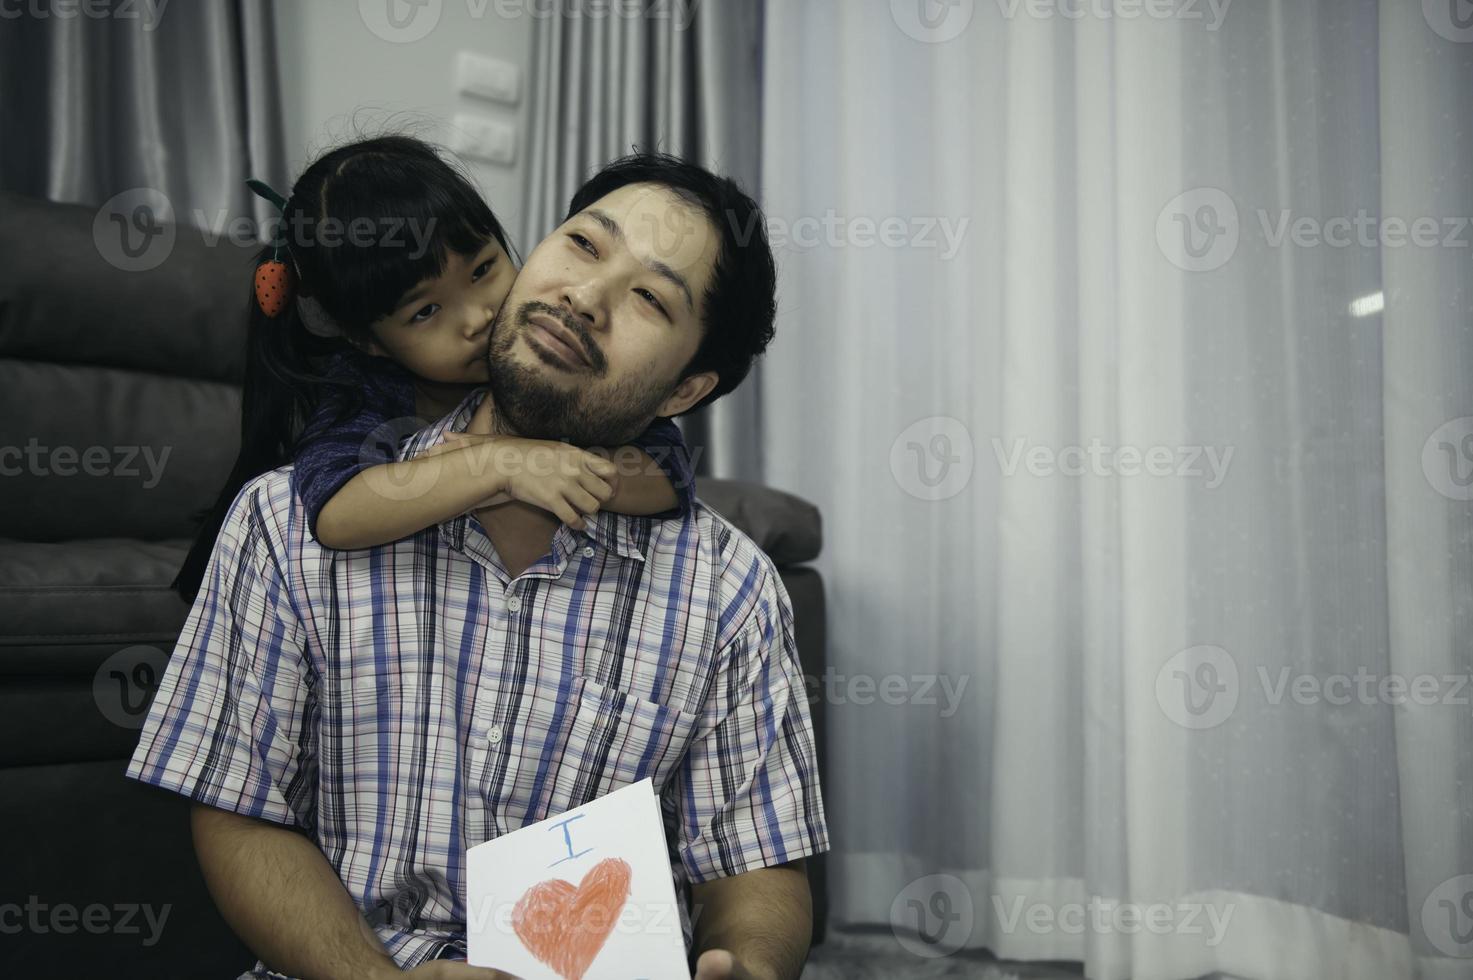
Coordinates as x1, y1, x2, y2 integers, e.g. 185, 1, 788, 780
658, 371, 718, 417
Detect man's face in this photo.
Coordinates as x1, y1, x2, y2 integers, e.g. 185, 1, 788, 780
486, 182, 721, 445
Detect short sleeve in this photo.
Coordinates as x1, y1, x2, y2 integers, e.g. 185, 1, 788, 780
627, 416, 697, 514
669, 563, 830, 882
290, 355, 416, 541
126, 480, 317, 829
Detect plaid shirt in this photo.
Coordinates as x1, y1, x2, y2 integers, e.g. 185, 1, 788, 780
127, 391, 829, 974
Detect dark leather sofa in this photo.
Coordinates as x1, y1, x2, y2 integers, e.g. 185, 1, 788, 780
0, 191, 828, 977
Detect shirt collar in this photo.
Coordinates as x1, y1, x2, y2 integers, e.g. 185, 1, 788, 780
408, 389, 651, 564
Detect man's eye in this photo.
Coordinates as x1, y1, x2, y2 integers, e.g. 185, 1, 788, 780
635, 288, 667, 316
472, 258, 495, 282
411, 304, 440, 323
569, 233, 598, 257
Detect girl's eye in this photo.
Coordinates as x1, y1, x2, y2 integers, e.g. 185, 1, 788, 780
411, 304, 440, 323
635, 288, 667, 317
471, 258, 495, 282
569, 233, 598, 257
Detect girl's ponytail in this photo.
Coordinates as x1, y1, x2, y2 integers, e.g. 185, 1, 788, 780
171, 256, 337, 603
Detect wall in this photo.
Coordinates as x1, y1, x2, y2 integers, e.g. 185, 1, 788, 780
272, 0, 535, 242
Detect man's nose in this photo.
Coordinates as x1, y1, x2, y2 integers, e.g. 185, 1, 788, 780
561, 282, 605, 332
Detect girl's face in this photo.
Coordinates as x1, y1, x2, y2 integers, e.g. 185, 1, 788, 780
362, 237, 517, 384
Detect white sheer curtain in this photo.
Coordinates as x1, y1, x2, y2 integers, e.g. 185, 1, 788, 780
760, 1, 1472, 978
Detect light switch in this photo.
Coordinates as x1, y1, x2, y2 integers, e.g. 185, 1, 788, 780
449, 114, 517, 166
455, 51, 521, 105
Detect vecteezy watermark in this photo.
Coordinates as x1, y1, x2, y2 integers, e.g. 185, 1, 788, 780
0, 439, 172, 489
93, 188, 177, 273
1422, 874, 1473, 958
995, 0, 1232, 31
92, 188, 443, 273
1423, 417, 1473, 501
93, 645, 168, 730
1156, 645, 1473, 730
359, 0, 698, 43
354, 419, 706, 503
804, 669, 971, 718
890, 417, 976, 501
743, 211, 971, 261
890, 874, 975, 957
1155, 645, 1239, 730
992, 895, 1235, 946
890, 0, 975, 43
193, 210, 441, 259
0, 897, 171, 947
0, 0, 169, 30
1424, 0, 1473, 44
1157, 187, 1473, 272
1156, 188, 1240, 272
993, 437, 1234, 488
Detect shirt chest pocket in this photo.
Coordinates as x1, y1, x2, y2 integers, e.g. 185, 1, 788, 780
542, 674, 701, 815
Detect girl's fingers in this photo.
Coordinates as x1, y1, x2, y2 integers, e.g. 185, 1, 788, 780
568, 488, 601, 517
585, 455, 619, 478
582, 475, 615, 503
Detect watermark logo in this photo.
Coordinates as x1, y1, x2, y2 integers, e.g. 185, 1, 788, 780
92, 645, 167, 730
1424, 0, 1473, 43
626, 185, 715, 276
0, 0, 170, 30
992, 437, 1234, 488
1156, 187, 1239, 272
890, 416, 975, 501
891, 0, 974, 43
804, 669, 971, 718
360, 0, 442, 42
1422, 417, 1473, 501
0, 897, 170, 946
93, 188, 175, 273
890, 874, 974, 957
993, 895, 1234, 945
995, 0, 1232, 30
1422, 874, 1473, 957
1155, 645, 1239, 730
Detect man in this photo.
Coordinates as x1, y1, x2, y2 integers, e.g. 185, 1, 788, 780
127, 154, 828, 980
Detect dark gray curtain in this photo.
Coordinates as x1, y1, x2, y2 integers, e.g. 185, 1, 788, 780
523, 0, 767, 480
0, 0, 286, 231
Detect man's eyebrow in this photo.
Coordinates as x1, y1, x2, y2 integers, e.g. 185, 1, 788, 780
584, 208, 695, 313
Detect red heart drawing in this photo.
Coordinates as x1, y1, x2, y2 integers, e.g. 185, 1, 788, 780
512, 857, 633, 980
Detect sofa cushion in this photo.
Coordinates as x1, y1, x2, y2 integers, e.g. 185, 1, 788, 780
0, 538, 190, 674
697, 478, 822, 565
0, 360, 241, 542
0, 191, 254, 384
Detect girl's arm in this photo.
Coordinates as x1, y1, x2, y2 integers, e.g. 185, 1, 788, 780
314, 437, 618, 550
594, 415, 696, 516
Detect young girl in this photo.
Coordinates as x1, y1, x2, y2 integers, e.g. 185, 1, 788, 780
173, 135, 693, 603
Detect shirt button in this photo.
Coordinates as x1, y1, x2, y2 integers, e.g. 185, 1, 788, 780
487, 724, 504, 745
582, 546, 596, 558
506, 595, 521, 612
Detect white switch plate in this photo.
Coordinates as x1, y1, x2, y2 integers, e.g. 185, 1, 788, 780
455, 50, 521, 105
449, 113, 517, 166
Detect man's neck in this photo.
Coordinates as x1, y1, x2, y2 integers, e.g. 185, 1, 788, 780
470, 500, 562, 580
412, 379, 477, 423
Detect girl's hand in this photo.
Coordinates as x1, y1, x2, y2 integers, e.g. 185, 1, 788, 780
445, 432, 619, 530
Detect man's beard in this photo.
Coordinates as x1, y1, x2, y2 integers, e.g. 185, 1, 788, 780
486, 300, 676, 447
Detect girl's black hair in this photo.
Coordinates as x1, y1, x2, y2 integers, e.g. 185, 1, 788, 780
172, 134, 514, 603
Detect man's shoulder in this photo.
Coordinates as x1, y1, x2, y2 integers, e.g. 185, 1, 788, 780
656, 498, 785, 644
222, 466, 303, 554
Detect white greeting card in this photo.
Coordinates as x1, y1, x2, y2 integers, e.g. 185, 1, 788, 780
466, 778, 691, 980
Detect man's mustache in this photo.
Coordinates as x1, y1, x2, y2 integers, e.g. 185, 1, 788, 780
515, 300, 606, 373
